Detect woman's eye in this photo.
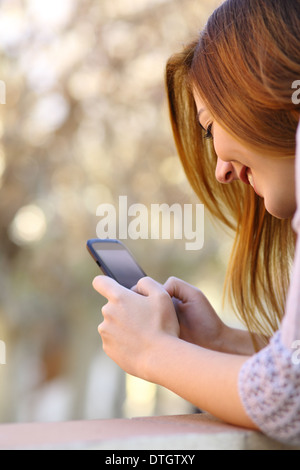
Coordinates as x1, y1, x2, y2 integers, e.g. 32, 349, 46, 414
198, 120, 214, 140
204, 123, 213, 139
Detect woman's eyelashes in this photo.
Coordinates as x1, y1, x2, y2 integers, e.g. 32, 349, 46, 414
204, 123, 213, 140
198, 121, 214, 140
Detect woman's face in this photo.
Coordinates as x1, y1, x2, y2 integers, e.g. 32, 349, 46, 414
194, 92, 296, 219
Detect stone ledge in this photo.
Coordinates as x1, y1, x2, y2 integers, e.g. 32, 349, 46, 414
0, 413, 299, 450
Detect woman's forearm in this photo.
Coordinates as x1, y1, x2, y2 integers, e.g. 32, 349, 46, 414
145, 335, 258, 429
219, 325, 268, 355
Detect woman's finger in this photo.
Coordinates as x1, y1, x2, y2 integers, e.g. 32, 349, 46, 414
134, 276, 168, 297
164, 276, 197, 303
92, 275, 130, 302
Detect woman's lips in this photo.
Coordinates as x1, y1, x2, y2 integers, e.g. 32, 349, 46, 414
239, 166, 262, 197
247, 169, 254, 187
239, 166, 251, 185
246, 168, 262, 197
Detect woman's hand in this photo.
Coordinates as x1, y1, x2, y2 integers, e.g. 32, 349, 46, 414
92, 276, 180, 380
164, 277, 229, 352
93, 276, 256, 430
164, 277, 263, 355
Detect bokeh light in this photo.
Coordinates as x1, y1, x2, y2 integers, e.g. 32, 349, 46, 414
9, 204, 47, 245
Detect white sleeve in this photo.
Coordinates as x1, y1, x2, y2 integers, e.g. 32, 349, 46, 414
238, 123, 300, 446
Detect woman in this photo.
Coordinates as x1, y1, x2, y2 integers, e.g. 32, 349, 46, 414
93, 0, 300, 445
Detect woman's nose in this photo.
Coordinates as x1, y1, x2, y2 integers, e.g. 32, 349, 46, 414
215, 157, 238, 184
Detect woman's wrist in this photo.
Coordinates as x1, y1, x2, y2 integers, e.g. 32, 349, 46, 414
143, 327, 248, 384
142, 332, 183, 384
218, 325, 267, 355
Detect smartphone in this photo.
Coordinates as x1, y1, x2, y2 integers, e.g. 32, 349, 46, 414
87, 239, 146, 289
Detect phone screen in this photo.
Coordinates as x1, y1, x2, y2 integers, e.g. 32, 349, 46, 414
88, 240, 146, 289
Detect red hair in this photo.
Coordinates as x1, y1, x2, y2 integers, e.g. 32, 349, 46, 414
166, 0, 299, 340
